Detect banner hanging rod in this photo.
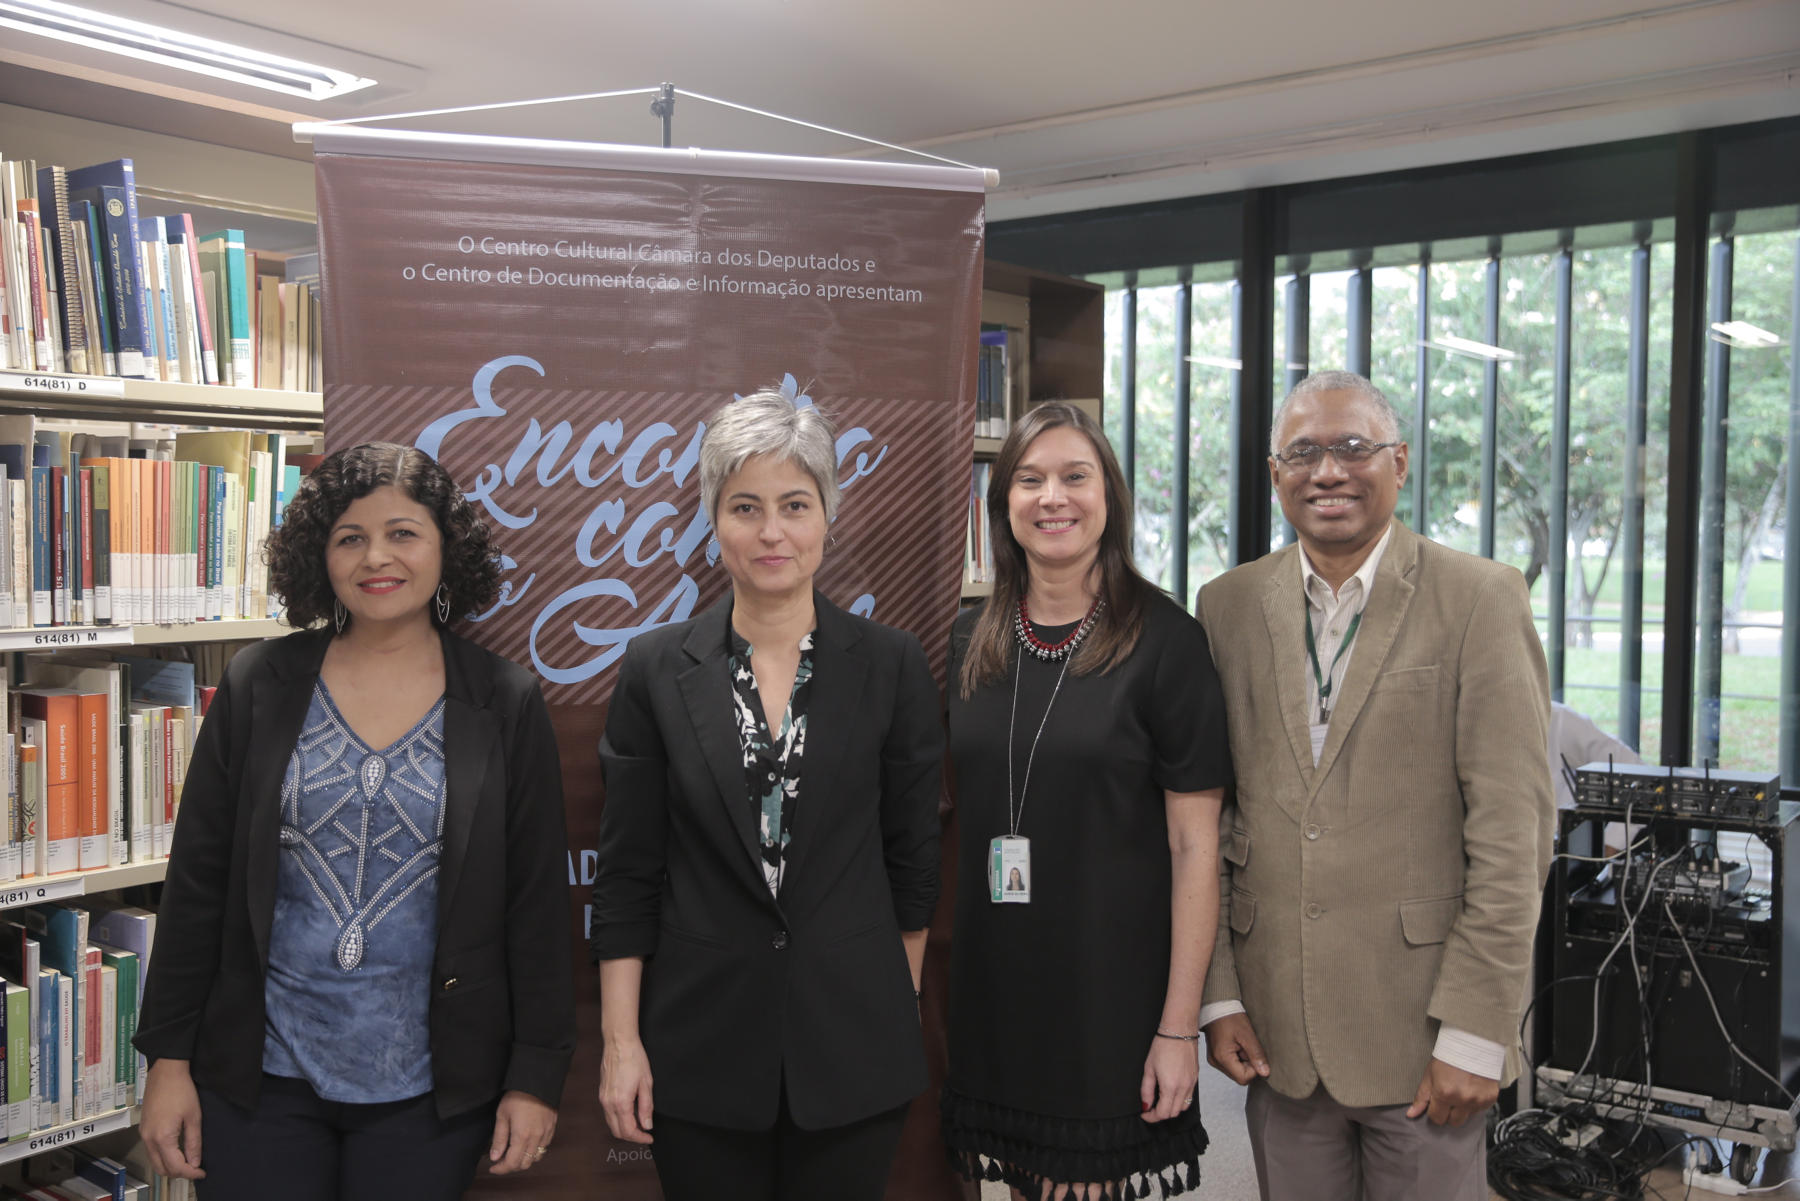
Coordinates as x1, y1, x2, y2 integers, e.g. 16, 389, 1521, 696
292, 82, 995, 182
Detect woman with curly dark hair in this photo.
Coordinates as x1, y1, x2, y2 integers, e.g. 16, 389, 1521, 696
134, 442, 575, 1201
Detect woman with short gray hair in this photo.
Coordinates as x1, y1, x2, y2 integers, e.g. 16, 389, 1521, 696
592, 387, 943, 1201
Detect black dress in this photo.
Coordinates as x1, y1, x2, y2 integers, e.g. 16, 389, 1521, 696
942, 592, 1232, 1198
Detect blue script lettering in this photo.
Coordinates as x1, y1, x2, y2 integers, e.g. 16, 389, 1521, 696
530, 576, 701, 684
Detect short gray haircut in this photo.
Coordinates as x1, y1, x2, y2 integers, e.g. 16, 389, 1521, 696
699, 388, 841, 523
1270, 370, 1404, 454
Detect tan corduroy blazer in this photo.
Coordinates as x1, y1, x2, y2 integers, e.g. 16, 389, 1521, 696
1197, 522, 1553, 1108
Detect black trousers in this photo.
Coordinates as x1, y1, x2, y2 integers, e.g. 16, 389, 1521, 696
651, 1092, 910, 1201
196, 1074, 495, 1201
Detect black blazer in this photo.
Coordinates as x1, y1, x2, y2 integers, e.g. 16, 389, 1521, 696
592, 592, 943, 1131
134, 627, 576, 1119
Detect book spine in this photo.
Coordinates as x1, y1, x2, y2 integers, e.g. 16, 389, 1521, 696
222, 233, 251, 386
80, 468, 102, 624
5, 984, 25, 1139
49, 467, 66, 626
178, 217, 217, 384
56, 967, 71, 1124
15, 201, 54, 373
18, 738, 39, 880
75, 692, 105, 871
126, 714, 147, 864
29, 469, 48, 627
36, 970, 53, 1130
73, 206, 114, 376
92, 462, 112, 624
10, 478, 25, 628
97, 193, 151, 377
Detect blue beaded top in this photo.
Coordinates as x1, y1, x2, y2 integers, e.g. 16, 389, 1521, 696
263, 681, 447, 1102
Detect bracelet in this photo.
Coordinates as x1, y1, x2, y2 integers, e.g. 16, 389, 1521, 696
1155, 1029, 1201, 1042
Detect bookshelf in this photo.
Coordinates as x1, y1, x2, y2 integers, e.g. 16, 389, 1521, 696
0, 374, 323, 432
0, 1105, 138, 1165
0, 861, 167, 915
0, 88, 321, 1195
962, 260, 1105, 601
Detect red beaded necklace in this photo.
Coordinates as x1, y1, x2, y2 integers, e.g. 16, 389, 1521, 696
1015, 595, 1103, 662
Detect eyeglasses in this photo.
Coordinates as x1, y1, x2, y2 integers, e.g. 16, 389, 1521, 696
1270, 437, 1399, 470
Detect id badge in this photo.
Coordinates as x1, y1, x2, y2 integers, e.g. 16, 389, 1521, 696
989, 835, 1031, 903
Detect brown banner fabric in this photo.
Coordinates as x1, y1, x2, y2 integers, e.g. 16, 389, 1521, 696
315, 146, 981, 1199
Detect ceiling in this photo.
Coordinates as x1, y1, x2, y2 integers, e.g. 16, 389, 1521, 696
2, 0, 1797, 229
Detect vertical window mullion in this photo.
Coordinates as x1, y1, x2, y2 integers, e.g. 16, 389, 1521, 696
1347, 264, 1373, 377
1122, 281, 1138, 489
1227, 281, 1245, 558
1696, 236, 1734, 765
1548, 248, 1574, 702
1413, 258, 1431, 531
1619, 242, 1652, 751
1782, 235, 1800, 783
1173, 280, 1192, 608
1480, 256, 1500, 561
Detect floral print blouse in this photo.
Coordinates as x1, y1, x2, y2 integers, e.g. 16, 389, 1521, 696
727, 628, 816, 895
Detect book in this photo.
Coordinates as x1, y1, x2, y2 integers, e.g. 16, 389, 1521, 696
3, 979, 28, 1139
257, 274, 280, 388
137, 218, 179, 382
33, 165, 85, 375
171, 214, 217, 385
69, 203, 112, 377
70, 186, 146, 379
37, 966, 58, 1128
94, 950, 133, 1111
31, 661, 125, 869
64, 161, 151, 380
196, 232, 250, 387
19, 691, 78, 875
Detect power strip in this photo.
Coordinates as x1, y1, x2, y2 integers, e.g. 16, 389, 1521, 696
1683, 1164, 1750, 1195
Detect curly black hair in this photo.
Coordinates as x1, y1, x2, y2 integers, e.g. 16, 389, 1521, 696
266, 442, 501, 631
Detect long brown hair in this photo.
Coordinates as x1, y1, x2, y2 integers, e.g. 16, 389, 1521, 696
958, 402, 1155, 698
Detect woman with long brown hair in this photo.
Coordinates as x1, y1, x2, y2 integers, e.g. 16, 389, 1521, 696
942, 403, 1232, 1199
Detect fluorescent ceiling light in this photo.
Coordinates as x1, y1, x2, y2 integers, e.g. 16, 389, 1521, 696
1185, 354, 1242, 371
0, 0, 377, 100
1709, 321, 1783, 349
1421, 335, 1517, 361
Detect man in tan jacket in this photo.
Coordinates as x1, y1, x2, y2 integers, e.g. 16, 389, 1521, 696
1197, 371, 1552, 1201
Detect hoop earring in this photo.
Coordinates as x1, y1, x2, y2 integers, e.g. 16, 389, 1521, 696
333, 598, 347, 634
705, 536, 720, 565
435, 582, 452, 624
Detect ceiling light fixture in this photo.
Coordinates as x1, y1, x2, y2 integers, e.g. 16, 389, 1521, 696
1709, 321, 1783, 349
0, 0, 377, 100
1421, 335, 1517, 361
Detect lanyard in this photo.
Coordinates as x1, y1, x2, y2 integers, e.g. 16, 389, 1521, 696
1304, 602, 1362, 724
1006, 649, 1073, 837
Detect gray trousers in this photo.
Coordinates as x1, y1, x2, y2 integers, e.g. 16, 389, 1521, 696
1245, 1080, 1487, 1201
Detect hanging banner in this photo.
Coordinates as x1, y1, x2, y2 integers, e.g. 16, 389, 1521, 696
312, 126, 982, 1199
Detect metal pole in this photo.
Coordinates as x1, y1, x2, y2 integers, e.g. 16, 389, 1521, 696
1234, 191, 1276, 565
1619, 243, 1651, 751
1347, 265, 1373, 377
1122, 283, 1138, 490
1547, 248, 1573, 702
1413, 259, 1431, 531
1174, 281, 1192, 606
650, 83, 675, 148
1285, 274, 1310, 394
1280, 273, 1308, 549
1228, 281, 1245, 561
1697, 237, 1733, 766
1662, 131, 1711, 768
1782, 234, 1800, 783
1480, 257, 1500, 561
